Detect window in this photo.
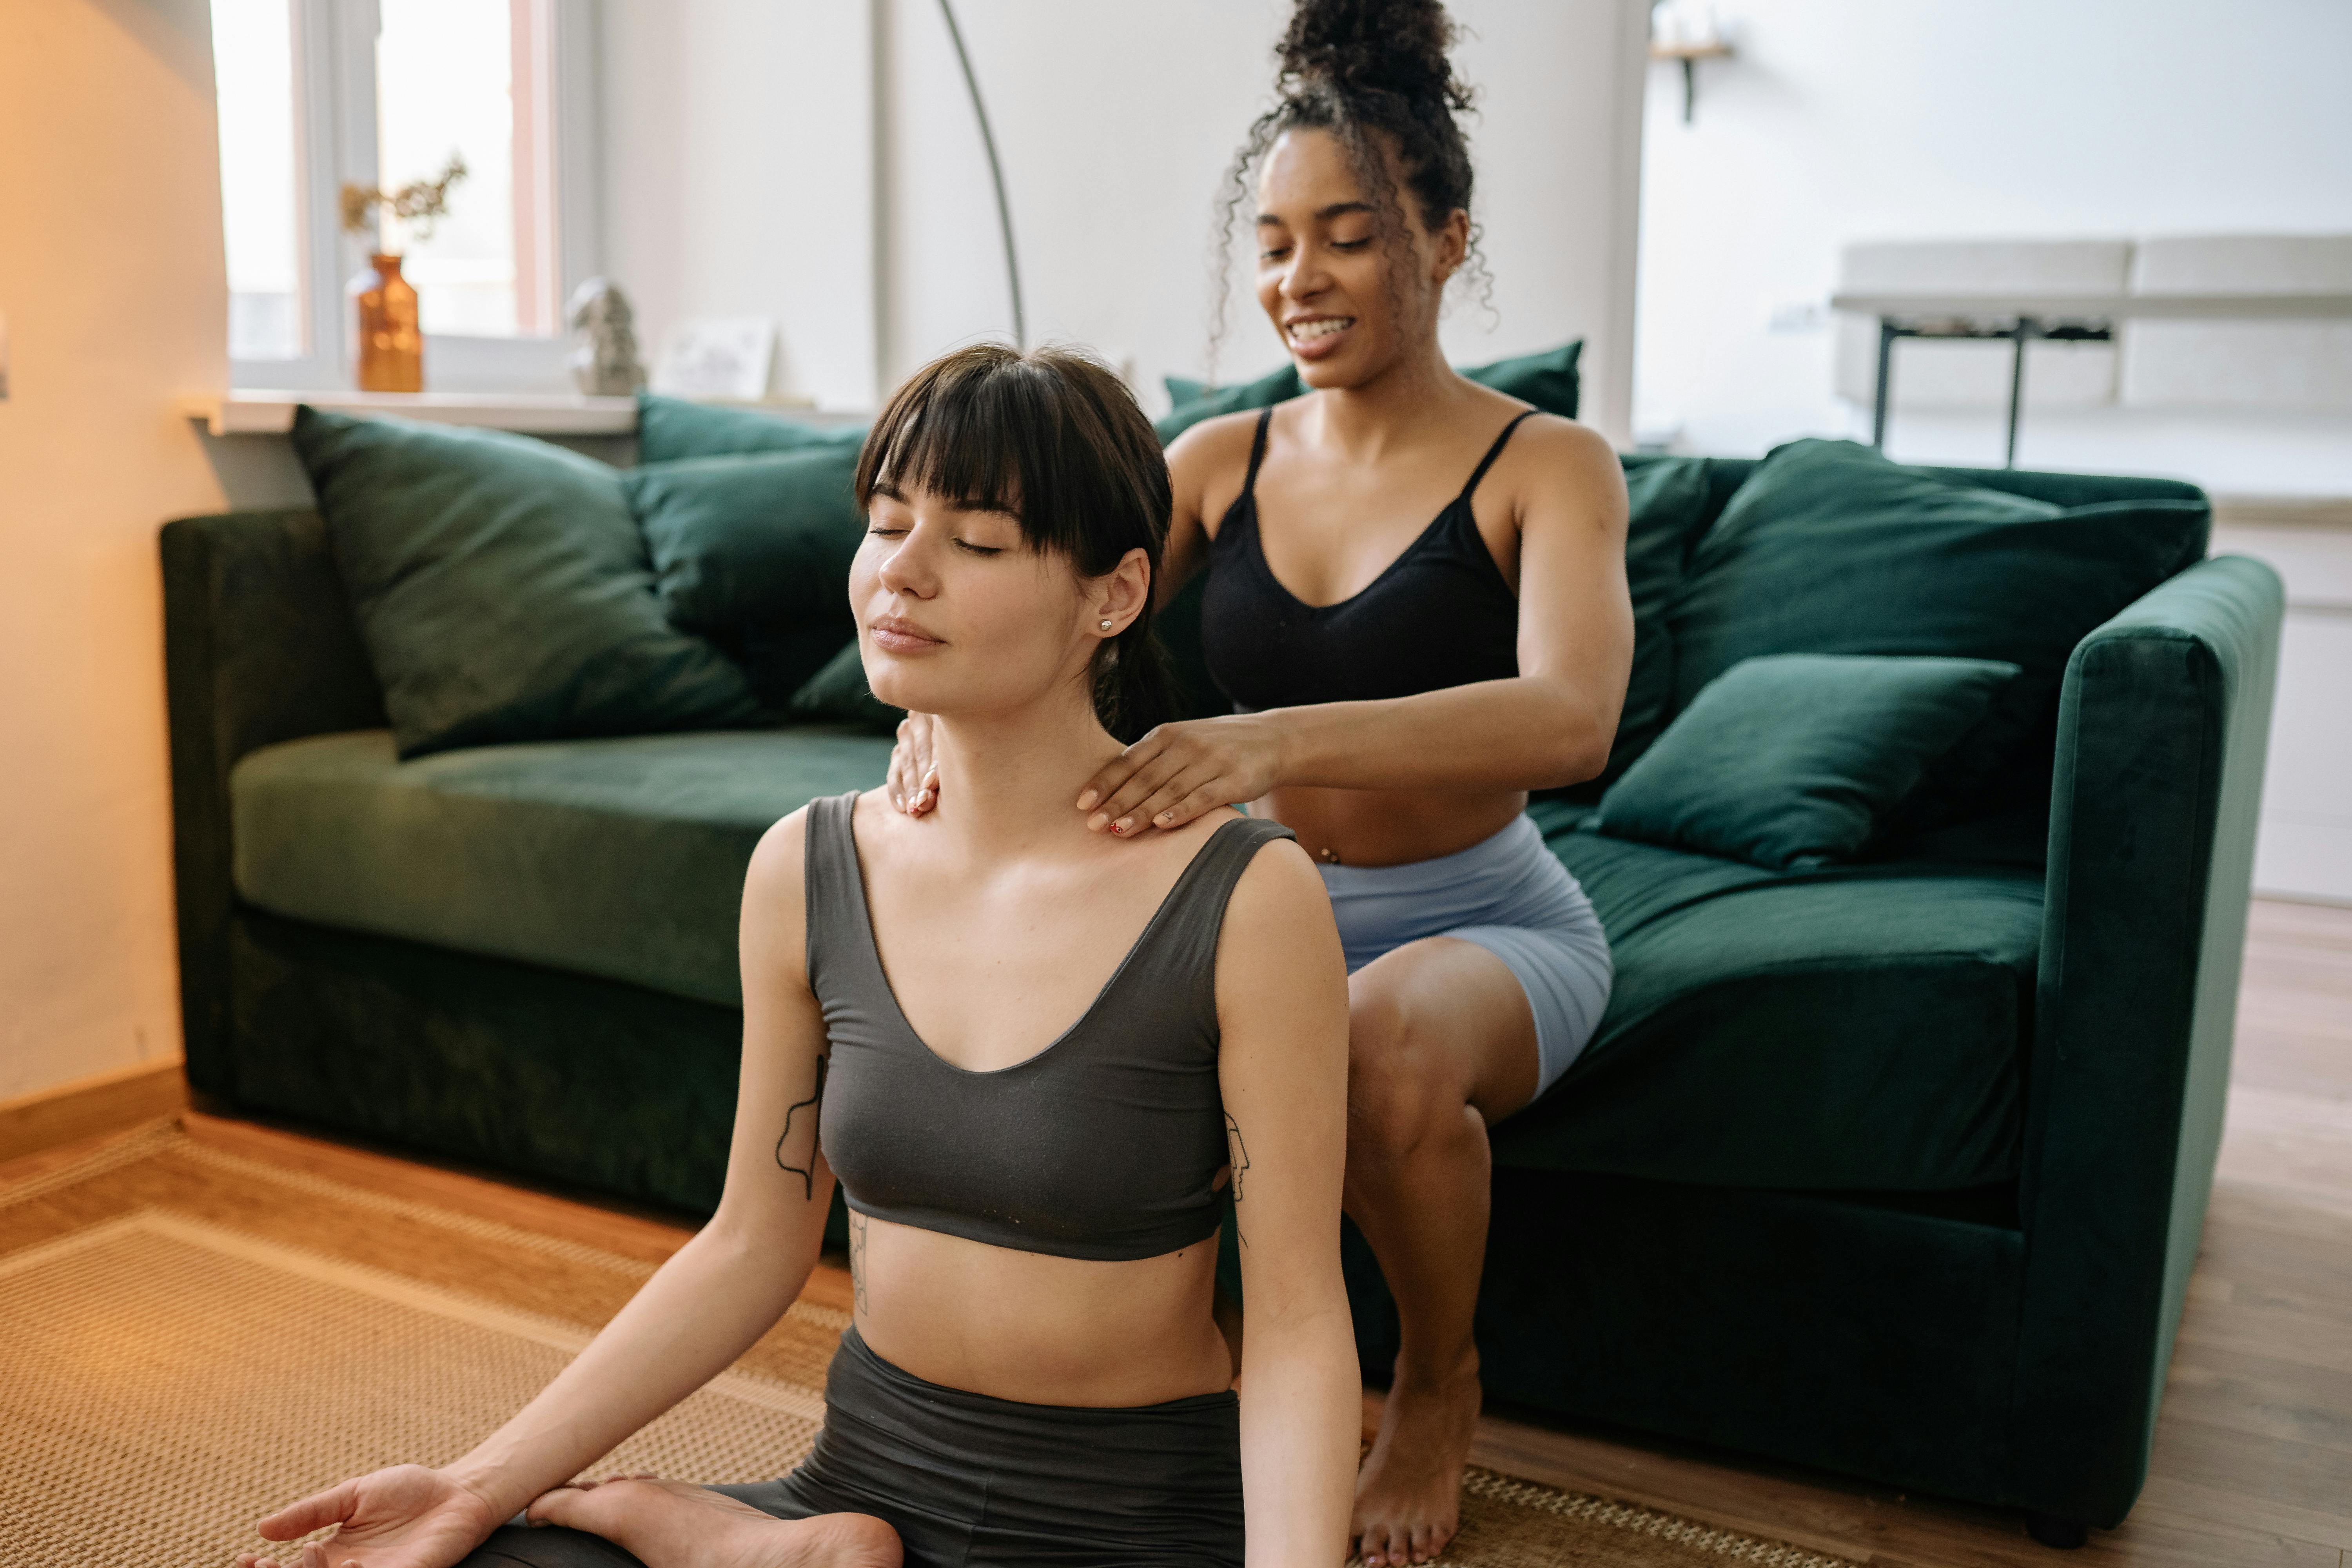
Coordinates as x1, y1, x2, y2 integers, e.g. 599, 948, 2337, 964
213, 0, 303, 360
210, 0, 599, 392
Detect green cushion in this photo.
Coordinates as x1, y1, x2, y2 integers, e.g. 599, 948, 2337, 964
635, 393, 867, 464
290, 408, 764, 758
1491, 822, 2041, 1191
1462, 339, 1583, 421
788, 639, 904, 732
230, 728, 892, 1006
1593, 654, 2021, 870
1154, 365, 1304, 443
1154, 338, 1582, 444
1671, 439, 2209, 826
622, 449, 866, 708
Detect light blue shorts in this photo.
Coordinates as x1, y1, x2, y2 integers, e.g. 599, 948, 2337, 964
1316, 813, 1612, 1095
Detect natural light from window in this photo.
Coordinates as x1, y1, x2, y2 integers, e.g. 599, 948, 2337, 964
377, 0, 523, 338
212, 0, 302, 361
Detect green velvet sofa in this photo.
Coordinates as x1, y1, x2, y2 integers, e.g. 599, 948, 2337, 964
160, 457, 2281, 1546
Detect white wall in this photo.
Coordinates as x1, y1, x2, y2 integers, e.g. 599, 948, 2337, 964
595, 0, 1651, 430
878, 0, 1650, 437
1633, 0, 2352, 492
599, 0, 880, 411
0, 0, 230, 1100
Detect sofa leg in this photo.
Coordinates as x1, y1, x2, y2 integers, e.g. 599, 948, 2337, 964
2025, 1512, 2088, 1549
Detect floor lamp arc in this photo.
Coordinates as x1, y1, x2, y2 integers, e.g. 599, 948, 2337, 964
936, 0, 1027, 348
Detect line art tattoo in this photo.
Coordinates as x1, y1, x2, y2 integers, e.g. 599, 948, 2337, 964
849, 1211, 869, 1318
774, 1054, 828, 1200
1225, 1112, 1250, 1247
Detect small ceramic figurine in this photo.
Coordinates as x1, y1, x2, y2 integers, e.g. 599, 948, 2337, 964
566, 278, 646, 396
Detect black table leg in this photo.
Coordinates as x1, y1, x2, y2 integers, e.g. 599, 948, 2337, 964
1873, 317, 1896, 449
2004, 317, 2034, 469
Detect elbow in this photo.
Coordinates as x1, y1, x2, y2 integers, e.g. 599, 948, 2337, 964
1536, 723, 1612, 791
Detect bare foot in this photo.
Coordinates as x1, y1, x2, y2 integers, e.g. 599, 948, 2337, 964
527, 1476, 900, 1568
1353, 1359, 1480, 1567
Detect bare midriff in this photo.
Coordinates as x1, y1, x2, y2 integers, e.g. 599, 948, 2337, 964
1255, 784, 1530, 868
853, 1213, 1235, 1407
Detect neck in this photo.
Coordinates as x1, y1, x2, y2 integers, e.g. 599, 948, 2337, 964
923, 689, 1123, 855
1310, 328, 1470, 452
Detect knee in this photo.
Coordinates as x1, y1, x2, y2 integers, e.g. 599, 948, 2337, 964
1345, 988, 1463, 1160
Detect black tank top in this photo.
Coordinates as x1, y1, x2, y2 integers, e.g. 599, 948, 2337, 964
805, 793, 1298, 1261
1200, 407, 1532, 710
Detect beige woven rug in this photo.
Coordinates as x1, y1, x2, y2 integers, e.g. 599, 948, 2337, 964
0, 1123, 1858, 1567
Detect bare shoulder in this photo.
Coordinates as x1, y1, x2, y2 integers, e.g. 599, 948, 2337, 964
742, 804, 815, 979
1218, 828, 1338, 954
1508, 411, 1621, 474
1499, 413, 1627, 528
746, 805, 812, 900
1213, 828, 1346, 1041
1166, 408, 1269, 515
1165, 407, 1269, 474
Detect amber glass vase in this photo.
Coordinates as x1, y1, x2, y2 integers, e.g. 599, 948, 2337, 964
350, 252, 423, 392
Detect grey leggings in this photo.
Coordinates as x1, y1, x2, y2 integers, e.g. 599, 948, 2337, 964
454, 1326, 1244, 1568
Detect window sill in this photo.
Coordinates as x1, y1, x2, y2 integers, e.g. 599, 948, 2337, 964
178, 389, 640, 437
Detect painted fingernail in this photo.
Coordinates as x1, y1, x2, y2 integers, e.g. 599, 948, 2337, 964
1155, 811, 1174, 825
1076, 790, 1099, 811
1112, 818, 1133, 834
1086, 813, 1109, 831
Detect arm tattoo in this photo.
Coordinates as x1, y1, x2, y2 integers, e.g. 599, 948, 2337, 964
773, 1054, 828, 1200
1224, 1112, 1251, 1248
848, 1211, 869, 1318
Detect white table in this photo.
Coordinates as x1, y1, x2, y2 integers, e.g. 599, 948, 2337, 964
1828, 291, 2352, 466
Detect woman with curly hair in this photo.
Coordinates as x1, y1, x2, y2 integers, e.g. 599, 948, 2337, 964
890, 5, 1632, 1563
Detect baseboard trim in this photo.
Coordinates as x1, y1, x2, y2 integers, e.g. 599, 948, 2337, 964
0, 1058, 189, 1165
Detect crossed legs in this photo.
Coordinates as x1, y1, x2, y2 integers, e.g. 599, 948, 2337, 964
1343, 936, 1541, 1568
440, 1479, 898, 1568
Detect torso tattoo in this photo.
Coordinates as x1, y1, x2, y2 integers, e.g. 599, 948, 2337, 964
1224, 1112, 1250, 1248
848, 1210, 869, 1318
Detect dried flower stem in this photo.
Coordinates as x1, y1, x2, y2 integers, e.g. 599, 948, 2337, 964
340, 154, 468, 244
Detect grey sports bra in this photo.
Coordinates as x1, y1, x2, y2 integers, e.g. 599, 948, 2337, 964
804, 793, 1298, 1262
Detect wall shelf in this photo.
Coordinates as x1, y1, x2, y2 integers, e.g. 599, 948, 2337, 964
1650, 40, 1732, 123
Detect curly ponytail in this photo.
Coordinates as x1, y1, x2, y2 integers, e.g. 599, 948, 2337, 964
1208, 0, 1490, 371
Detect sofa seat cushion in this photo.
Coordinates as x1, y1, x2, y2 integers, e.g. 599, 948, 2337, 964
232, 728, 893, 1007
1489, 823, 2042, 1192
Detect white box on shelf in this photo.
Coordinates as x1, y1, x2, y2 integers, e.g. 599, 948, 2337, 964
650, 319, 777, 401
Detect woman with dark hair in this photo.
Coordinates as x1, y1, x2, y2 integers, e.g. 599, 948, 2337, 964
234, 346, 1359, 1568
887, 6, 1634, 1564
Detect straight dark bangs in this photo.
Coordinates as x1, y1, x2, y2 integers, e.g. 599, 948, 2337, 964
857, 357, 1032, 524
854, 343, 1178, 740
854, 345, 1166, 573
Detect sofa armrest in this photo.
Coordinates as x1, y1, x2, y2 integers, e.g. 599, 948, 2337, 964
161, 510, 386, 1096
2011, 555, 2283, 1523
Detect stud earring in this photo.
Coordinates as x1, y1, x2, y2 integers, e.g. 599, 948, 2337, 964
1099, 618, 1114, 631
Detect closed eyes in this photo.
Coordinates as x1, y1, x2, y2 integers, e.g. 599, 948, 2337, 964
864, 524, 1004, 556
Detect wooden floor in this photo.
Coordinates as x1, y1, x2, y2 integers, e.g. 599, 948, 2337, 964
7, 899, 2346, 1567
